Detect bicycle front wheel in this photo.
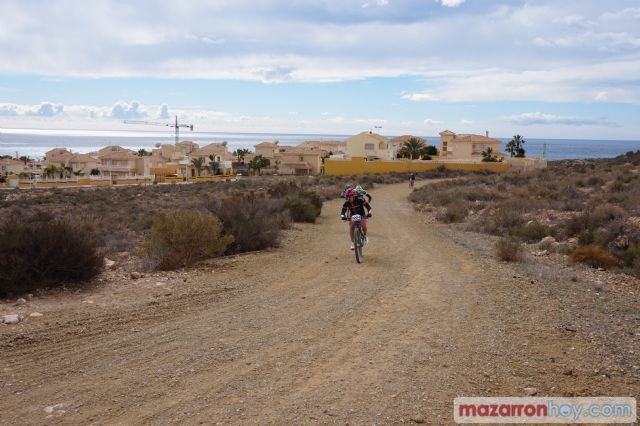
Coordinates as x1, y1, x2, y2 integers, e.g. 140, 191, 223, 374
354, 226, 364, 264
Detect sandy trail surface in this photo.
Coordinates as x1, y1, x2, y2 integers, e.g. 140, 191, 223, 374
0, 181, 636, 424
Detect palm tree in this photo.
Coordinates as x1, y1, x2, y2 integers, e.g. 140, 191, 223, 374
62, 165, 73, 178
190, 157, 206, 176
208, 155, 220, 175
233, 148, 251, 162
481, 147, 499, 162
401, 137, 426, 159
506, 134, 526, 158
43, 164, 59, 179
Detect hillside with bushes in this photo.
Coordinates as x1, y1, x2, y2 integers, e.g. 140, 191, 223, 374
409, 150, 640, 276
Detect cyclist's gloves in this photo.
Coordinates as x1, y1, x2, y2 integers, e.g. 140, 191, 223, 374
341, 215, 347, 221
366, 213, 372, 218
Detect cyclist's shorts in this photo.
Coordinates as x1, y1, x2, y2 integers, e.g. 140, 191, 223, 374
348, 217, 367, 227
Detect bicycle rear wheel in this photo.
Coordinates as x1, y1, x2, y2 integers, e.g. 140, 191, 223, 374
354, 226, 364, 263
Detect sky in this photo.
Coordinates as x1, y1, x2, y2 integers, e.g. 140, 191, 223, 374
0, 0, 639, 140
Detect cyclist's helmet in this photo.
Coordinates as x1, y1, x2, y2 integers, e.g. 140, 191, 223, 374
355, 185, 365, 194
346, 189, 357, 198
344, 183, 353, 190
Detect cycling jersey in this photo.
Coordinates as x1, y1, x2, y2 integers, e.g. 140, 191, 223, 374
341, 198, 371, 217
357, 192, 372, 203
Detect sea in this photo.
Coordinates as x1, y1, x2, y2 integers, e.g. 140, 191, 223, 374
1, 128, 640, 161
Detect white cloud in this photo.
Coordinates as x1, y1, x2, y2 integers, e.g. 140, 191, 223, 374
157, 104, 170, 120
423, 118, 441, 124
501, 112, 618, 127
400, 60, 640, 104
600, 7, 640, 21
402, 93, 439, 102
0, 0, 639, 113
0, 102, 64, 117
109, 101, 147, 120
0, 104, 19, 116
255, 66, 295, 83
28, 102, 64, 116
440, 0, 465, 7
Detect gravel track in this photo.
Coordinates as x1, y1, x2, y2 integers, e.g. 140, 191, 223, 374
1, 181, 637, 424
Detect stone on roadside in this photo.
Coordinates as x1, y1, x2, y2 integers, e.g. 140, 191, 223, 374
16, 298, 27, 305
2, 314, 20, 324
130, 271, 143, 280
29, 312, 43, 318
104, 258, 116, 269
523, 387, 538, 396
44, 403, 65, 414
538, 236, 557, 250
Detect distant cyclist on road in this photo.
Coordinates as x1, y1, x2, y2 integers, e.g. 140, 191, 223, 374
340, 189, 372, 250
409, 172, 416, 188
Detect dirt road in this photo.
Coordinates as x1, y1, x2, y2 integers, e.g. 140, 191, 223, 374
0, 182, 636, 424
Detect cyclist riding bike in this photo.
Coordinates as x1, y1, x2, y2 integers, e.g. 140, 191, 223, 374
409, 172, 416, 188
341, 188, 372, 250
355, 185, 372, 203
341, 183, 354, 200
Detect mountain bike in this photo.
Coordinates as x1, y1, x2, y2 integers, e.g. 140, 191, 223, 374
351, 214, 365, 263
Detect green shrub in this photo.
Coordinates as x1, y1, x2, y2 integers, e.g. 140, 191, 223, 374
142, 209, 233, 270
495, 236, 522, 262
0, 212, 103, 296
482, 201, 526, 235
577, 228, 595, 245
509, 221, 552, 243
565, 213, 594, 237
208, 192, 289, 253
285, 191, 323, 223
622, 244, 640, 268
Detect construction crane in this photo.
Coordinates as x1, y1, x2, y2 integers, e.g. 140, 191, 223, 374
124, 115, 194, 145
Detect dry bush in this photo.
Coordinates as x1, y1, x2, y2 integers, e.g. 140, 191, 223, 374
142, 209, 233, 271
285, 191, 323, 223
208, 192, 289, 253
267, 179, 301, 198
592, 203, 627, 224
622, 244, 640, 270
436, 200, 469, 223
622, 244, 640, 277
495, 236, 522, 262
0, 212, 103, 296
586, 176, 605, 186
569, 245, 619, 269
509, 221, 553, 243
480, 200, 527, 236
565, 213, 594, 237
